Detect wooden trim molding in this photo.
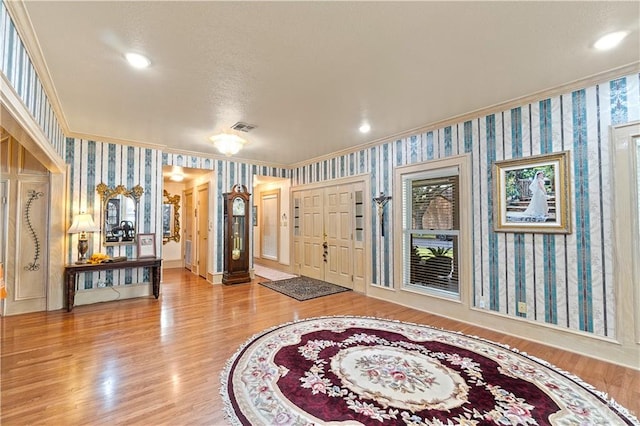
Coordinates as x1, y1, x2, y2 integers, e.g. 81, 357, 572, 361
1, 77, 66, 173
290, 62, 640, 170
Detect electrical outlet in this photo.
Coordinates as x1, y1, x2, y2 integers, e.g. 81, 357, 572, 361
517, 302, 527, 314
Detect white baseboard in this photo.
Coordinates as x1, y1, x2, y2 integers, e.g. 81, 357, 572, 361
162, 259, 183, 269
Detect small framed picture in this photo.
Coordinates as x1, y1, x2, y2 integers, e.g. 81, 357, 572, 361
137, 233, 156, 258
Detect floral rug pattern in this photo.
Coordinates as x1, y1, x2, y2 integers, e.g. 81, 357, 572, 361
221, 316, 639, 425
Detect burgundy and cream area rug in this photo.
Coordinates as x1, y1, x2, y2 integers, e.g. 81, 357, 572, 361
220, 316, 639, 425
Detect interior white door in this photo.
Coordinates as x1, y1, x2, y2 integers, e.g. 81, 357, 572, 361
184, 189, 194, 271
1, 131, 50, 315
261, 193, 278, 261
197, 184, 208, 279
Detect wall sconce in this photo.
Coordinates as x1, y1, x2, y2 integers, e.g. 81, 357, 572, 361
210, 133, 247, 157
68, 213, 100, 264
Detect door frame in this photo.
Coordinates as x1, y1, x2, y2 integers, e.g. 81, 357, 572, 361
196, 183, 209, 279
183, 188, 194, 272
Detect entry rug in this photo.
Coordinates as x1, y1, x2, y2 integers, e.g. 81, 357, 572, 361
259, 276, 350, 301
220, 316, 639, 425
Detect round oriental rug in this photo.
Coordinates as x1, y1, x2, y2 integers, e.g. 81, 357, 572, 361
220, 316, 639, 425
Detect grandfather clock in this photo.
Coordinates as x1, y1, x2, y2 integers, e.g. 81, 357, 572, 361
222, 184, 251, 284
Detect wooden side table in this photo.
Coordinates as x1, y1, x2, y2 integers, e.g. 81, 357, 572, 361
64, 257, 162, 312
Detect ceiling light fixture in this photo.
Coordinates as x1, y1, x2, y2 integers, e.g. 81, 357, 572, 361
594, 31, 628, 50
125, 52, 151, 69
170, 166, 184, 182
359, 123, 371, 133
210, 132, 247, 157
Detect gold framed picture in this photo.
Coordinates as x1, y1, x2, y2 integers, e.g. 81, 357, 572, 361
493, 151, 571, 233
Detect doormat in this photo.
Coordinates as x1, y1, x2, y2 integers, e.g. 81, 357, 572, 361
260, 276, 351, 301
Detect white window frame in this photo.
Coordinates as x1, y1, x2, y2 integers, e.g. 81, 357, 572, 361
393, 154, 472, 304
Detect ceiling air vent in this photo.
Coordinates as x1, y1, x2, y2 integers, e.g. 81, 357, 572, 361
231, 122, 257, 132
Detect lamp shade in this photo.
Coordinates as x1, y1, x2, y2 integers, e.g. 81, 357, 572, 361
67, 213, 100, 234
210, 133, 247, 157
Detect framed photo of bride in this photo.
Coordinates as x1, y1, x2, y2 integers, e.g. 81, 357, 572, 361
493, 151, 571, 233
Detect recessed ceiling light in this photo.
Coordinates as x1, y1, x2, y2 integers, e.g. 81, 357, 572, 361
594, 31, 628, 50
125, 52, 151, 69
359, 123, 371, 133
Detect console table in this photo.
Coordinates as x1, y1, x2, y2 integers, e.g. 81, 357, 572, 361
64, 257, 162, 312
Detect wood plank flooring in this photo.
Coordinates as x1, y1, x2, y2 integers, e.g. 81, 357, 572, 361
1, 268, 638, 425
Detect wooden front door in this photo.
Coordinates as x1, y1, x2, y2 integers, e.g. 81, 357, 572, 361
324, 185, 353, 288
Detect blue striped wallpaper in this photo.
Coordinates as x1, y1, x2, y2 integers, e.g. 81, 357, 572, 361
289, 73, 640, 338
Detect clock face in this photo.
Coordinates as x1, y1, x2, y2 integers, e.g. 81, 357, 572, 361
232, 197, 245, 216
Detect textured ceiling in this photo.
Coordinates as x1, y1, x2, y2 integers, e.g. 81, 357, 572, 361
16, 1, 640, 166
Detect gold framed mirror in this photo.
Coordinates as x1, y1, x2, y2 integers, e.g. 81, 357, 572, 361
162, 189, 181, 244
96, 183, 144, 246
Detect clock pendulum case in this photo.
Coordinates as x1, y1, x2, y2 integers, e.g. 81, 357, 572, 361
222, 184, 251, 284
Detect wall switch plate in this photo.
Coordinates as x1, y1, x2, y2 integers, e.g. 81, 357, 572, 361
517, 302, 527, 314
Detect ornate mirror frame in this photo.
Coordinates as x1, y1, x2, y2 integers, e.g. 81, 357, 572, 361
162, 189, 181, 244
96, 183, 144, 246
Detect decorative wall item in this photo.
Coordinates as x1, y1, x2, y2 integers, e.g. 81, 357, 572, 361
23, 189, 45, 271
373, 192, 392, 237
137, 234, 156, 258
162, 190, 181, 244
493, 151, 571, 233
96, 183, 144, 245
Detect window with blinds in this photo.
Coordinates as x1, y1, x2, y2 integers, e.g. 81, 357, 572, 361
402, 168, 460, 298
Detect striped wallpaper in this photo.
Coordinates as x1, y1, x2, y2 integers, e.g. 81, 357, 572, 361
0, 1, 65, 157
66, 138, 163, 289
2, 1, 639, 337
290, 73, 640, 338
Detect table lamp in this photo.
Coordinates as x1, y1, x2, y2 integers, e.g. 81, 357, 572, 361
68, 213, 100, 264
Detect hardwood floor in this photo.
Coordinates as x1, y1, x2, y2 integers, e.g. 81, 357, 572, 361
1, 268, 638, 425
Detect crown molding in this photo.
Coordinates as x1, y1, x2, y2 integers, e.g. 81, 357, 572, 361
290, 62, 640, 170
162, 146, 290, 170
65, 130, 166, 151
4, 0, 71, 135
1, 74, 66, 173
